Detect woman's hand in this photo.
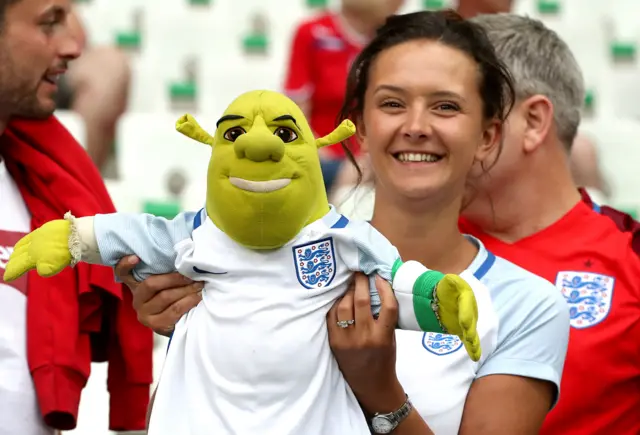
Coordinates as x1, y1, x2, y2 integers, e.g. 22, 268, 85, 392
327, 273, 406, 415
115, 255, 203, 336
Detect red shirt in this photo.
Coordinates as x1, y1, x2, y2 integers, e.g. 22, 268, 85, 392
461, 193, 640, 435
284, 13, 364, 160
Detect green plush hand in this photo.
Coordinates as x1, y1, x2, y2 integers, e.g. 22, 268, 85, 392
3, 219, 72, 282
435, 274, 481, 362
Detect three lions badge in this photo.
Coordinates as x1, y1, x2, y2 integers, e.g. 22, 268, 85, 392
293, 238, 336, 290
556, 271, 615, 329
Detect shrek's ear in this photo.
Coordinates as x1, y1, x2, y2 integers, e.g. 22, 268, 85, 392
176, 114, 215, 146
316, 120, 356, 149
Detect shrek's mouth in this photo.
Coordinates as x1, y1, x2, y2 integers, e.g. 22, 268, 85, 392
228, 177, 291, 193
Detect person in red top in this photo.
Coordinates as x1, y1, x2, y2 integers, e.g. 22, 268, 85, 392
283, 0, 403, 190
460, 13, 640, 435
0, 0, 153, 433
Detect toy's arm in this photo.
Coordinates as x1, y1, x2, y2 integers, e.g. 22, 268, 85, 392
3, 209, 199, 283
87, 210, 198, 281
338, 219, 481, 361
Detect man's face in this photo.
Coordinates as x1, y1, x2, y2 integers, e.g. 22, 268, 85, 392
0, 0, 80, 119
342, 0, 405, 21
457, 0, 513, 18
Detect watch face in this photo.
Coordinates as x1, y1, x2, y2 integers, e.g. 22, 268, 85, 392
372, 416, 395, 433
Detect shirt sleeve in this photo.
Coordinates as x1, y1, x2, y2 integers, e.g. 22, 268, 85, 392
94, 210, 198, 282
475, 274, 570, 408
337, 220, 400, 316
283, 21, 315, 102
337, 219, 450, 333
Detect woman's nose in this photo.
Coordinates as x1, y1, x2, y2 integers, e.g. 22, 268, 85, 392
402, 112, 431, 141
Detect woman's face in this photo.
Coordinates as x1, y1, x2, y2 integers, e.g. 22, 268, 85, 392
357, 39, 499, 202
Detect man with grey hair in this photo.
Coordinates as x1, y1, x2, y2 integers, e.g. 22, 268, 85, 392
461, 13, 640, 435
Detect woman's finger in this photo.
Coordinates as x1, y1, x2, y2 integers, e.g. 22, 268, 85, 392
131, 272, 195, 311
375, 275, 399, 329
336, 287, 355, 324
327, 298, 344, 342
141, 281, 204, 315
114, 255, 140, 290
353, 273, 374, 328
141, 287, 203, 334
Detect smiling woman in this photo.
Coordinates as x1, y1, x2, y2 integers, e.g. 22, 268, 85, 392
325, 10, 570, 435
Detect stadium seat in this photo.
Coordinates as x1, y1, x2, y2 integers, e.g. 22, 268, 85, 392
579, 118, 640, 208
115, 112, 214, 211
55, 110, 87, 148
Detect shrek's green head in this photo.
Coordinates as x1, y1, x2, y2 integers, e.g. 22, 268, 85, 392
175, 90, 355, 249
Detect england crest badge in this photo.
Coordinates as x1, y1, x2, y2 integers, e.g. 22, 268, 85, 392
293, 237, 336, 290
422, 332, 463, 356
556, 271, 615, 329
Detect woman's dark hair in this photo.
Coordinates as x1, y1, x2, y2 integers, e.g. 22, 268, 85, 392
337, 9, 516, 183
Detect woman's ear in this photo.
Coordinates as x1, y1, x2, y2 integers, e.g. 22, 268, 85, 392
354, 115, 368, 152
521, 95, 553, 154
476, 119, 502, 163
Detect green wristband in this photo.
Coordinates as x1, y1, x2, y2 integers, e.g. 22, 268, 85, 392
413, 270, 446, 333
391, 258, 403, 281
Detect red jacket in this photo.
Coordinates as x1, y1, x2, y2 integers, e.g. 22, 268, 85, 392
1, 116, 153, 431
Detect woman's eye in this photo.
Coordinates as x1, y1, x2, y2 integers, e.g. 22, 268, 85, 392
437, 103, 459, 111
274, 127, 298, 143
382, 101, 402, 108
223, 127, 245, 142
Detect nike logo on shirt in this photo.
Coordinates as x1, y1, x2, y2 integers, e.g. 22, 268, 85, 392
193, 266, 227, 275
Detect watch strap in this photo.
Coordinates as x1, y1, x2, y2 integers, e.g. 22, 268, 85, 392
371, 395, 413, 433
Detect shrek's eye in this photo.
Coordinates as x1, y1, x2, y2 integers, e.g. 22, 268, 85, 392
274, 127, 298, 143
224, 127, 245, 142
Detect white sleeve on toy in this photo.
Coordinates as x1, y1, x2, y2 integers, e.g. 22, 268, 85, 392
68, 209, 199, 282
338, 219, 440, 331
343, 220, 398, 312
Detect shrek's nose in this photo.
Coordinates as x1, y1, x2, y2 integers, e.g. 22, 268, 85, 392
234, 118, 285, 162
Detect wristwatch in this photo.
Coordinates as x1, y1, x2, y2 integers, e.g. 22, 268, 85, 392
370, 395, 413, 434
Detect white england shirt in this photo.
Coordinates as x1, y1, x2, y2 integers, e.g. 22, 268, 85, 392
92, 207, 491, 434
334, 185, 570, 433
395, 238, 569, 434
0, 158, 54, 435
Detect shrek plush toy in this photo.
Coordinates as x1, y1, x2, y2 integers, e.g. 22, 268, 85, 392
4, 90, 483, 435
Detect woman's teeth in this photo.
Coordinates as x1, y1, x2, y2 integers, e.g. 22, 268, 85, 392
395, 152, 442, 163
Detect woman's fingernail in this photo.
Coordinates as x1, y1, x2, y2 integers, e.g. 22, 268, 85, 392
196, 282, 205, 290
128, 256, 139, 264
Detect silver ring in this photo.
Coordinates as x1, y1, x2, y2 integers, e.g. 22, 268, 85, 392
337, 319, 355, 329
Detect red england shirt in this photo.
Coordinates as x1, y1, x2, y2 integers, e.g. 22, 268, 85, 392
284, 13, 364, 160
461, 193, 640, 435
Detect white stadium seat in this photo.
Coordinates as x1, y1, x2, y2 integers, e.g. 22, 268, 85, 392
55, 110, 87, 148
